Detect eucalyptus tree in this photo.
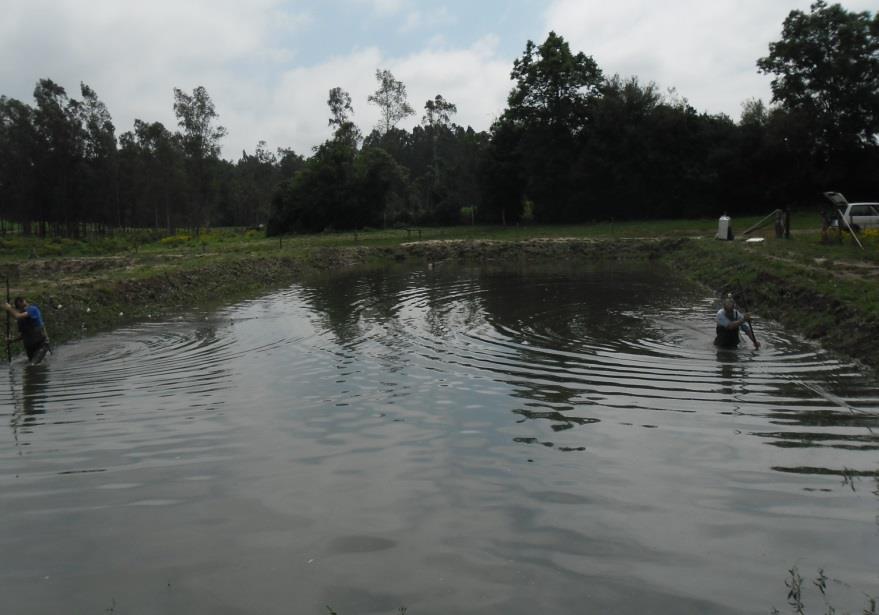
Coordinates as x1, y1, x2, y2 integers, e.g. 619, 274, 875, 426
31, 79, 84, 234
0, 96, 38, 233
368, 69, 414, 135
78, 83, 119, 227
327, 86, 353, 129
173, 86, 227, 229
230, 140, 281, 226
422, 95, 457, 129
419, 95, 458, 214
327, 86, 361, 147
119, 119, 186, 230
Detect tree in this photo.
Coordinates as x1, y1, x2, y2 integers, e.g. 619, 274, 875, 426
31, 79, 84, 235
117, 119, 186, 230
506, 31, 603, 131
420, 95, 458, 215
422, 95, 457, 128
267, 139, 357, 234
757, 1, 879, 149
498, 32, 604, 222
327, 87, 354, 129
173, 86, 227, 229
354, 147, 407, 228
368, 69, 414, 135
327, 86, 361, 147
172, 86, 226, 159
0, 96, 39, 234
78, 83, 119, 227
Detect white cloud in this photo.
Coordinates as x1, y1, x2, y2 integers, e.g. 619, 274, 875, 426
0, 0, 312, 156
210, 36, 511, 158
543, 0, 878, 119
0, 0, 511, 158
393, 35, 511, 128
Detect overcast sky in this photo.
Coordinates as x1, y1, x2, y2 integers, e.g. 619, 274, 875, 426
1, 0, 875, 159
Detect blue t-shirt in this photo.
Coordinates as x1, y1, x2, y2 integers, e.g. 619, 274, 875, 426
24, 305, 44, 328
17, 304, 47, 346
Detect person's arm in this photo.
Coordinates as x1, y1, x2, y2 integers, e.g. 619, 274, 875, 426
3, 303, 29, 320
722, 311, 750, 331
739, 313, 761, 349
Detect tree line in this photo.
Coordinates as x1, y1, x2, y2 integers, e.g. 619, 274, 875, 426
2, 1, 877, 237
0, 82, 305, 237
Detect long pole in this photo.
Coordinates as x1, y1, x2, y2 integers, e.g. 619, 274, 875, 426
838, 210, 864, 250
5, 276, 11, 363
736, 285, 758, 347
742, 209, 781, 236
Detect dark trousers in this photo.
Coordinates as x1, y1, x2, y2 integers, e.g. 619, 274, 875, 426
24, 338, 51, 364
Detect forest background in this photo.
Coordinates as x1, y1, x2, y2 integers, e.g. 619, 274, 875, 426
1, 1, 877, 237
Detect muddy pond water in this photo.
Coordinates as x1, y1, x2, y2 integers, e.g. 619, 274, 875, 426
1, 261, 877, 614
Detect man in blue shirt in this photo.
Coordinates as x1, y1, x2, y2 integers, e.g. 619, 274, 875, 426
4, 296, 51, 364
715, 294, 760, 349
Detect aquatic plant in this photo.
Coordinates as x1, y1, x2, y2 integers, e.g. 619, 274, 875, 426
771, 566, 877, 614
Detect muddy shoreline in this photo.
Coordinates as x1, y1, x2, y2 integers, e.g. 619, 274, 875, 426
8, 237, 877, 372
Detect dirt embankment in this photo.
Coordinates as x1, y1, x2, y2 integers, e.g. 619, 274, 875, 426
8, 237, 877, 372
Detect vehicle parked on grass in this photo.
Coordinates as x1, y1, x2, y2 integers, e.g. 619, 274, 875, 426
823, 192, 879, 231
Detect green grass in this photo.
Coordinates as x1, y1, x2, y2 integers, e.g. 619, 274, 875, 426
0, 215, 779, 260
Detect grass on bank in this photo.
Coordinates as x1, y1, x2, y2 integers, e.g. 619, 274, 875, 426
2, 210, 877, 316
2, 210, 877, 293
0, 210, 835, 259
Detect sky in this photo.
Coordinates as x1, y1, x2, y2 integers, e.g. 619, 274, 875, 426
1, 0, 875, 159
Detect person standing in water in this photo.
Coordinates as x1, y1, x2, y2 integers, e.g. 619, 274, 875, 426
715, 294, 760, 349
4, 296, 51, 364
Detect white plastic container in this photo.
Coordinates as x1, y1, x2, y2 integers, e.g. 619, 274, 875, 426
716, 215, 731, 240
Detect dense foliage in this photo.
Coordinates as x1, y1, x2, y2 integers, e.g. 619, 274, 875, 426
2, 3, 878, 238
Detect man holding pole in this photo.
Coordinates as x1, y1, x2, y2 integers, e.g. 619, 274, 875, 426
714, 294, 760, 350
4, 297, 51, 364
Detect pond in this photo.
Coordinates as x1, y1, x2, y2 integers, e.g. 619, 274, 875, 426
1, 261, 877, 614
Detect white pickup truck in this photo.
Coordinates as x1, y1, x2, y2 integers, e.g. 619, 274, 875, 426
823, 192, 879, 230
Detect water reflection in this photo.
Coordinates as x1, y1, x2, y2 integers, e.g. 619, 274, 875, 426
1, 260, 877, 615
8, 364, 50, 438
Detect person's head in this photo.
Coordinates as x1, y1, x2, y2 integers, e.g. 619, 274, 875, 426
13, 297, 26, 310
722, 294, 736, 313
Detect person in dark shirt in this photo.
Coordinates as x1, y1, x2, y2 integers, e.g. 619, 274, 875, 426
714, 294, 760, 349
4, 297, 51, 364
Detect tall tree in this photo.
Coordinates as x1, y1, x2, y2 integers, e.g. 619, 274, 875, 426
31, 79, 84, 235
78, 83, 118, 227
327, 86, 354, 129
500, 32, 604, 222
368, 69, 414, 135
327, 86, 361, 147
0, 96, 39, 233
757, 1, 879, 150
422, 95, 457, 129
506, 31, 603, 131
173, 86, 227, 159
173, 86, 227, 229
128, 119, 186, 230
421, 94, 458, 214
